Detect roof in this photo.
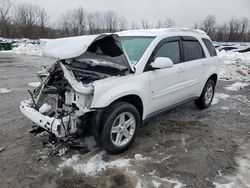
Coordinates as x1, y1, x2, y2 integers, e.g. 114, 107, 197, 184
116, 28, 207, 37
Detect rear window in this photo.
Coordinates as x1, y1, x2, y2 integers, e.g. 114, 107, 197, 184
183, 40, 205, 61
202, 38, 217, 57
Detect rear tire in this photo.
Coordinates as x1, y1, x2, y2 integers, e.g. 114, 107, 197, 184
194, 79, 215, 109
99, 102, 140, 154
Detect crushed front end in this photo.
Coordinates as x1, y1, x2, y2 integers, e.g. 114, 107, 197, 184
20, 61, 100, 139
20, 34, 132, 140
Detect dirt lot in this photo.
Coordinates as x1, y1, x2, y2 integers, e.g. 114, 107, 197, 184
0, 53, 250, 188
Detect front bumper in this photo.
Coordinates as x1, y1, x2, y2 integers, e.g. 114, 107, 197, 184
20, 100, 68, 138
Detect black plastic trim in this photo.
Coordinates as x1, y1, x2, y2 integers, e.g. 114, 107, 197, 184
142, 97, 198, 124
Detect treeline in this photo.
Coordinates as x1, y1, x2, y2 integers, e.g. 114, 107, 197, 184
0, 1, 128, 38
195, 15, 250, 42
1, 0, 250, 42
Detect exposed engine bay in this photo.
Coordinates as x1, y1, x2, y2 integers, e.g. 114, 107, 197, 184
21, 58, 129, 139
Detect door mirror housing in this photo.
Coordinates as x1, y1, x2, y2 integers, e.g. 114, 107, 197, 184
150, 57, 174, 69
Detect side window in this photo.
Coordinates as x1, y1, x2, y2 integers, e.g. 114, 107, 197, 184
154, 41, 180, 64
202, 38, 217, 57
182, 40, 205, 61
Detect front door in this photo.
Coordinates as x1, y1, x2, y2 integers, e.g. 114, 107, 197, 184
147, 38, 186, 113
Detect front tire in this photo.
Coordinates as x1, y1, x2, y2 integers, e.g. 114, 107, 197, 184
194, 79, 215, 109
99, 102, 140, 154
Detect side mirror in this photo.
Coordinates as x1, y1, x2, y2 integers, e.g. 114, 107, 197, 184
150, 57, 174, 69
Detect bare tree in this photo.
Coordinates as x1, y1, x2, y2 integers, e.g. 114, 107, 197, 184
87, 11, 105, 34
228, 18, 241, 42
239, 18, 249, 41
70, 7, 87, 35
131, 22, 140, 29
14, 3, 48, 38
215, 23, 229, 42
1, 2, 250, 42
141, 19, 151, 29
0, 0, 11, 37
103, 11, 126, 32
199, 15, 217, 37
155, 18, 175, 28
59, 7, 87, 36
37, 7, 48, 36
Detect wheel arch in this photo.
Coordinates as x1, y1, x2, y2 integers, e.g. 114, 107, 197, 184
207, 73, 218, 85
109, 94, 144, 121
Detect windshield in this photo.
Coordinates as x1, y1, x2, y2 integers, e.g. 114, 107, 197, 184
121, 36, 155, 65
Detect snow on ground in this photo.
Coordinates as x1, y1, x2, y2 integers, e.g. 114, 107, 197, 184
212, 93, 230, 105
28, 82, 41, 88
59, 151, 130, 175
11, 43, 42, 56
0, 43, 42, 56
213, 142, 250, 188
58, 152, 185, 187
225, 82, 249, 91
0, 88, 12, 94
218, 51, 250, 82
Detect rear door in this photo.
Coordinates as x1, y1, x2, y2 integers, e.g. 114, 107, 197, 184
181, 37, 205, 98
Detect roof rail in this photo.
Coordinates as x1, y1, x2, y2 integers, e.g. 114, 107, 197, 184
166, 28, 207, 35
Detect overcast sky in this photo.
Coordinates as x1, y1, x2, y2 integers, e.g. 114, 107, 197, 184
14, 0, 250, 27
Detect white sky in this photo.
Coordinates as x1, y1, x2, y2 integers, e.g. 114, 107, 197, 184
14, 0, 250, 27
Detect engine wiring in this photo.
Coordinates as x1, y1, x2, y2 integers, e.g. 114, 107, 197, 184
28, 89, 38, 110
58, 108, 76, 138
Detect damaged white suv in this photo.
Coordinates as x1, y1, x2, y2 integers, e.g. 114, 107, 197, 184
20, 28, 220, 153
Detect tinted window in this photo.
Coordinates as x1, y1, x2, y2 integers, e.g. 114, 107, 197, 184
183, 40, 205, 61
202, 38, 217, 57
154, 41, 180, 64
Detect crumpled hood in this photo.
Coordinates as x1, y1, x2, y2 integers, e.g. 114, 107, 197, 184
41, 34, 133, 72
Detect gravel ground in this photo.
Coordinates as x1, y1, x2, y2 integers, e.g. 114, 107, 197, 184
0, 53, 250, 188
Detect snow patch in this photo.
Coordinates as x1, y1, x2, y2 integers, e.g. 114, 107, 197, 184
0, 88, 12, 94
57, 148, 68, 157
218, 51, 250, 82
213, 142, 250, 188
152, 176, 185, 188
212, 93, 230, 105
59, 151, 130, 175
218, 51, 250, 63
28, 82, 41, 88
221, 106, 230, 110
212, 98, 219, 105
225, 82, 249, 91
11, 43, 42, 56
213, 181, 234, 188
152, 180, 161, 188
136, 180, 143, 188
134, 154, 149, 160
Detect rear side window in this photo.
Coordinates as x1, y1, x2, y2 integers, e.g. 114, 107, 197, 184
154, 41, 180, 64
182, 40, 205, 61
202, 38, 217, 57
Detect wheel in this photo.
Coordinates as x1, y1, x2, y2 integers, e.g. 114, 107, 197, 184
99, 101, 140, 154
194, 79, 215, 109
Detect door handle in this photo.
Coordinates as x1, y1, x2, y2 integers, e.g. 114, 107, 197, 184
202, 62, 207, 66
177, 68, 184, 73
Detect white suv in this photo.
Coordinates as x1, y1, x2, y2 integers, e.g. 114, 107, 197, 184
20, 28, 221, 153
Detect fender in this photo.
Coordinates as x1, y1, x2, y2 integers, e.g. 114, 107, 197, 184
90, 73, 150, 119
